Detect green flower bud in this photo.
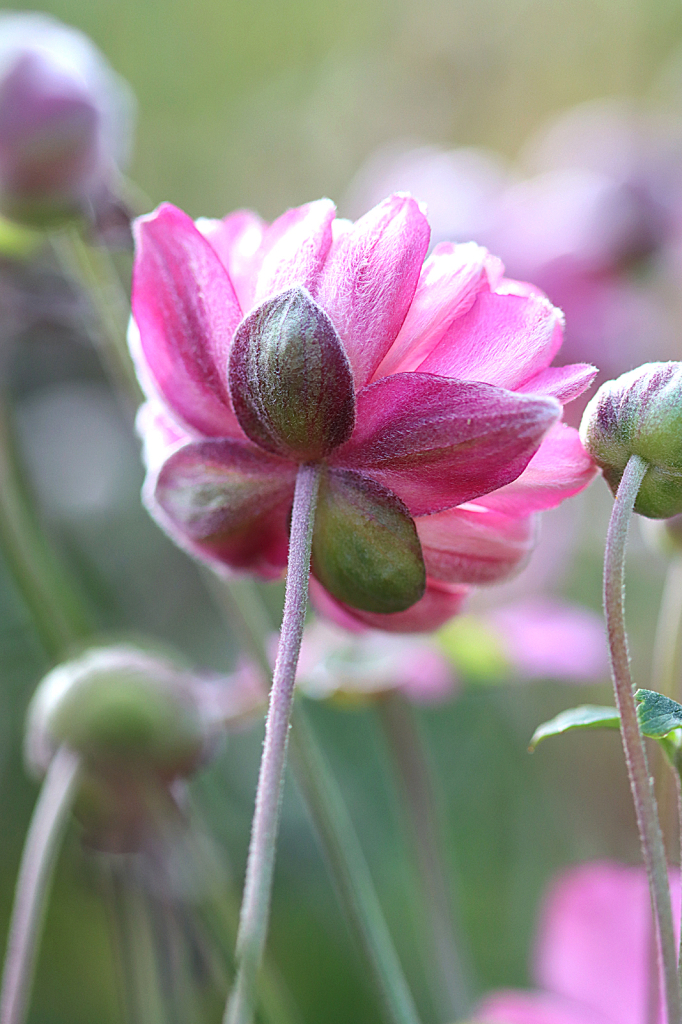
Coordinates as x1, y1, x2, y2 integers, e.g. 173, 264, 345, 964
311, 468, 426, 613
580, 362, 682, 518
228, 287, 356, 461
26, 647, 207, 780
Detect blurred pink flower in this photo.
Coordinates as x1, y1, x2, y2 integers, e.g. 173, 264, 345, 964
488, 598, 609, 682
296, 620, 455, 703
131, 196, 596, 632
476, 860, 681, 1024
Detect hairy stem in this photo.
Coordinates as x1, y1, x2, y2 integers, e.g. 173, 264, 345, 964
377, 692, 470, 1021
224, 463, 320, 1024
0, 747, 81, 1024
604, 453, 681, 1024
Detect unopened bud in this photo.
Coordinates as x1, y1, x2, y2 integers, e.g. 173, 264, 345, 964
580, 362, 682, 518
0, 13, 134, 225
26, 646, 206, 780
228, 287, 356, 460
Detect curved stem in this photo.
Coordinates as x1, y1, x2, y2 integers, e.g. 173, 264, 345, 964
224, 463, 320, 1024
377, 692, 470, 1021
290, 705, 423, 1024
604, 453, 681, 1024
0, 747, 81, 1024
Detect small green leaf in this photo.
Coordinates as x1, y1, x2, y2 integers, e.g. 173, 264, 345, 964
634, 688, 682, 738
530, 705, 619, 751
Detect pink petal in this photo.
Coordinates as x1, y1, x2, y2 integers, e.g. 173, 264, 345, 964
148, 438, 296, 579
197, 210, 266, 312
416, 504, 537, 585
310, 576, 468, 633
136, 400, 192, 473
373, 242, 500, 378
518, 364, 598, 404
480, 423, 597, 516
333, 373, 561, 516
252, 199, 336, 308
476, 990, 611, 1024
131, 203, 244, 438
314, 193, 431, 388
416, 289, 564, 390
534, 861, 681, 1024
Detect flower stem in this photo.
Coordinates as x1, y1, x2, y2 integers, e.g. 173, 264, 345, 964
377, 691, 470, 1021
50, 226, 142, 411
290, 704, 423, 1024
0, 400, 92, 661
0, 747, 81, 1024
604, 453, 681, 1024
224, 462, 321, 1024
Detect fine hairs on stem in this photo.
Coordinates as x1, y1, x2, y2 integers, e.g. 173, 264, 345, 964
0, 747, 81, 1024
604, 453, 682, 1024
225, 463, 320, 1024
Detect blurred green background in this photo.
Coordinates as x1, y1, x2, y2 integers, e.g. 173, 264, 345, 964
2, 0, 682, 1021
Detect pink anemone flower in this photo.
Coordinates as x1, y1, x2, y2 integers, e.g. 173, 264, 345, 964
130, 194, 596, 632
476, 860, 681, 1024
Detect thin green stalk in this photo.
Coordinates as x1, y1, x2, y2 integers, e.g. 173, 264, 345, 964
377, 692, 470, 1021
50, 227, 142, 410
0, 401, 91, 660
604, 453, 681, 1024
225, 463, 320, 1024
0, 747, 81, 1024
290, 705, 423, 1024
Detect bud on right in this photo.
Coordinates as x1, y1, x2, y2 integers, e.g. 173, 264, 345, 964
580, 362, 682, 518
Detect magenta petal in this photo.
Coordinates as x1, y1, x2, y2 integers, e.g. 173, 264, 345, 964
416, 504, 536, 585
518, 364, 598, 404
309, 577, 468, 633
252, 199, 336, 308
476, 990, 611, 1024
136, 401, 191, 473
534, 862, 681, 1024
197, 210, 266, 312
131, 203, 244, 438
374, 242, 500, 378
149, 438, 296, 578
314, 193, 431, 388
480, 423, 597, 516
334, 373, 561, 516
416, 289, 564, 390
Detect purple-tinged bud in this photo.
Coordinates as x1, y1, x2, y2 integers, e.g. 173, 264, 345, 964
0, 13, 134, 225
580, 362, 682, 518
228, 287, 356, 461
311, 468, 426, 613
26, 647, 207, 781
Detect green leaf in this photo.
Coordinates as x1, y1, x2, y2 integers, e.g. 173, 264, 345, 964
529, 705, 619, 751
634, 688, 682, 738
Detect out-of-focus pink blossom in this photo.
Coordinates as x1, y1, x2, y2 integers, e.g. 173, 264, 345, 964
0, 12, 134, 224
346, 102, 682, 397
488, 598, 609, 682
295, 620, 455, 703
476, 860, 681, 1024
131, 196, 596, 633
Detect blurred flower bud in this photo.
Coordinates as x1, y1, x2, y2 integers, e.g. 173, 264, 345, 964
228, 287, 356, 460
0, 13, 135, 225
580, 362, 682, 518
25, 646, 265, 851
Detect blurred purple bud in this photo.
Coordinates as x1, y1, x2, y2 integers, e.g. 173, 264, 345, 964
0, 13, 135, 225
